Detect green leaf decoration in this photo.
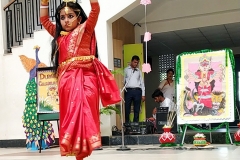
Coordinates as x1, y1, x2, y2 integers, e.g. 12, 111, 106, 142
111, 68, 124, 75
100, 106, 121, 117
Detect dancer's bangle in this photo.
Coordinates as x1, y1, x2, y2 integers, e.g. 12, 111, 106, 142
40, 5, 49, 9
41, 0, 49, 6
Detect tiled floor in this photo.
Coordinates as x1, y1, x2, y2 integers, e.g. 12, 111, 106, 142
0, 145, 240, 160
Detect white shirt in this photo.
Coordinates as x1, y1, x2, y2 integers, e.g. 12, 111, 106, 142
153, 114, 156, 119
124, 66, 145, 96
159, 79, 175, 101
160, 97, 172, 108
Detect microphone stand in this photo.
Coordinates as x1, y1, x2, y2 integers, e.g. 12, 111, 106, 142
116, 69, 135, 151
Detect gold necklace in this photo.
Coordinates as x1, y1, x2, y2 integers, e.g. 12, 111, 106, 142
60, 31, 70, 36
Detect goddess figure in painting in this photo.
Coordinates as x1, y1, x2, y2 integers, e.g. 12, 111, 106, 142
185, 54, 225, 116
40, 0, 121, 159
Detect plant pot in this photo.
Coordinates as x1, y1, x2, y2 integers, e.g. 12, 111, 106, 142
159, 127, 176, 144
234, 123, 240, 142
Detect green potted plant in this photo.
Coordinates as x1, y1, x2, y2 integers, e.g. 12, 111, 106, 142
100, 105, 121, 117
99, 68, 123, 117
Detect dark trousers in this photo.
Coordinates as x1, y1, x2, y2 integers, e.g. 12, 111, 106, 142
124, 88, 142, 122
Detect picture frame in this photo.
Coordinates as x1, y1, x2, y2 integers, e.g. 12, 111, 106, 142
37, 67, 59, 113
176, 49, 235, 124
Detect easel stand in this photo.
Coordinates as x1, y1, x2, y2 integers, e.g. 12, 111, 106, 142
181, 122, 233, 145
37, 113, 60, 153
116, 95, 131, 151
116, 70, 136, 151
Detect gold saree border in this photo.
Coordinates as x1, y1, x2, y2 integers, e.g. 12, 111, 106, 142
60, 133, 101, 157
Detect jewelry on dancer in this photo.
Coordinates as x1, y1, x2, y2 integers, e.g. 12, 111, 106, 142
60, 0, 80, 15
63, 0, 77, 14
55, 0, 81, 55
40, 6, 49, 9
60, 31, 70, 36
67, 13, 80, 27
63, 0, 77, 3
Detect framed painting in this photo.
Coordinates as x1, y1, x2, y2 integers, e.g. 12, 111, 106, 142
37, 67, 59, 113
176, 49, 235, 124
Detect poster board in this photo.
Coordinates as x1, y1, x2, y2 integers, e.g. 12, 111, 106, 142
37, 67, 59, 113
176, 49, 235, 124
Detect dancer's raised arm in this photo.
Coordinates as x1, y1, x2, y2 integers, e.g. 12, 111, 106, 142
39, 0, 56, 37
40, 0, 49, 17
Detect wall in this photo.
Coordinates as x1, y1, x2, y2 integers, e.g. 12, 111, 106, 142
134, 0, 240, 117
2, 0, 238, 140
0, 0, 140, 140
144, 55, 160, 118
79, 0, 139, 136
0, 0, 11, 139
137, 0, 240, 35
0, 30, 53, 140
112, 17, 135, 45
112, 17, 135, 128
112, 39, 123, 129
0, 0, 7, 52
80, 0, 139, 69
0, 0, 4, 138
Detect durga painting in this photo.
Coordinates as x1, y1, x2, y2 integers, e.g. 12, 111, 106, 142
176, 50, 235, 124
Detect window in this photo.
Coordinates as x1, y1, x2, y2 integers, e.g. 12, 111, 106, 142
159, 54, 175, 81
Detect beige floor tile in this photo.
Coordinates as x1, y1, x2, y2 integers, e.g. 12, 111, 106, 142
0, 145, 239, 160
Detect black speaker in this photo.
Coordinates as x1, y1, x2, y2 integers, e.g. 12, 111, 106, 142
124, 122, 141, 135
156, 107, 168, 133
156, 107, 178, 133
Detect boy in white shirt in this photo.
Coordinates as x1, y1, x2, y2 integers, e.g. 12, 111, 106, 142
152, 89, 174, 108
